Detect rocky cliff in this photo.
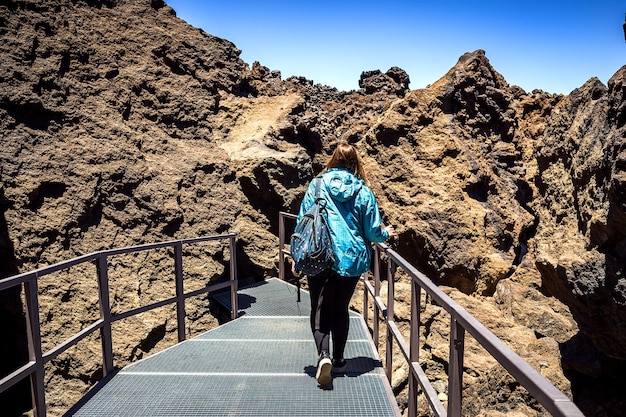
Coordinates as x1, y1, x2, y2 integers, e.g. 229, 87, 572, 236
1, 0, 625, 416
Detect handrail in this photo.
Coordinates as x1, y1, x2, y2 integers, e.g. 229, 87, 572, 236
278, 212, 584, 417
0, 233, 238, 417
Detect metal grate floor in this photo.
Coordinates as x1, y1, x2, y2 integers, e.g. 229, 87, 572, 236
69, 278, 401, 417
212, 277, 312, 316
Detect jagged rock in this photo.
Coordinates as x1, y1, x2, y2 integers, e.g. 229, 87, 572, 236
237, 61, 285, 97
534, 75, 626, 360
1, 1, 625, 416
359, 66, 410, 96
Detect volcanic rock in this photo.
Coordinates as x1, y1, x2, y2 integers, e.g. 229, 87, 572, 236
1, 1, 625, 416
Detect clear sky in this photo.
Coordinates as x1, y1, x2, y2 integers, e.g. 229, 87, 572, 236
164, 0, 625, 95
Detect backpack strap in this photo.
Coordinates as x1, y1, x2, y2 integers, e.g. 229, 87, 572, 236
314, 177, 321, 198
314, 177, 327, 209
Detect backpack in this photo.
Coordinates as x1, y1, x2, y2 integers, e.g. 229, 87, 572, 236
290, 178, 335, 276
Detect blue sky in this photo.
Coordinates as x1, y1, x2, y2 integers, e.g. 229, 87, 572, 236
165, 0, 625, 95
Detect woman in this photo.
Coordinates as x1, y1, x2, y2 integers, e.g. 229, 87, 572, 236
295, 142, 396, 386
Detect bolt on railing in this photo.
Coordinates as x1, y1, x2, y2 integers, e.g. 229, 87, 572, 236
0, 233, 238, 417
278, 212, 584, 417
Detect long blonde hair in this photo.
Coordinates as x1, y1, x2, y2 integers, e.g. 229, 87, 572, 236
324, 142, 368, 183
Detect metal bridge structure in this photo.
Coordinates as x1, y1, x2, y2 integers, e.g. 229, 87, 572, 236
0, 213, 584, 416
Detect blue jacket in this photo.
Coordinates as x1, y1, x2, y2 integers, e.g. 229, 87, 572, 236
297, 168, 389, 277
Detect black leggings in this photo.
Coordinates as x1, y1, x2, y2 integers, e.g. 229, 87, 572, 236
307, 271, 360, 361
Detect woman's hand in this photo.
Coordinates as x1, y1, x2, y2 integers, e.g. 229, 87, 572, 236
384, 225, 397, 237
291, 260, 301, 277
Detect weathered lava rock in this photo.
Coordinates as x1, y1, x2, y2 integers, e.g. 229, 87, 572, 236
1, 1, 625, 416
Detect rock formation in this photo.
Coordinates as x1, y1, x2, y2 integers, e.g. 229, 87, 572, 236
0, 0, 624, 416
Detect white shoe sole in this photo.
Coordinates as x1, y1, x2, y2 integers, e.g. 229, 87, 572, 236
316, 357, 332, 385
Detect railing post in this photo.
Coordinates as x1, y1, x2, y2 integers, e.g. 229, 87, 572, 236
408, 279, 421, 417
362, 275, 369, 330
229, 233, 238, 320
279, 213, 285, 281
96, 255, 114, 376
410, 279, 421, 362
23, 275, 46, 417
385, 255, 395, 383
448, 315, 465, 417
373, 245, 381, 350
174, 242, 186, 343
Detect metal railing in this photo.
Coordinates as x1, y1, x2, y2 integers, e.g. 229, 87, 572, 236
278, 211, 584, 417
0, 233, 238, 417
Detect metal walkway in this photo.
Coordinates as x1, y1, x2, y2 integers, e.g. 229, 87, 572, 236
68, 278, 401, 417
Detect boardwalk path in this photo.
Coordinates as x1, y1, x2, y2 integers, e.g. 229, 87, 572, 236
69, 278, 401, 416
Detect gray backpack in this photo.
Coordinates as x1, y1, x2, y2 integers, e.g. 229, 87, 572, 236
290, 178, 335, 276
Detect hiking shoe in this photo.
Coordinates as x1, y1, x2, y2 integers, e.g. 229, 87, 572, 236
316, 352, 332, 385
332, 358, 348, 374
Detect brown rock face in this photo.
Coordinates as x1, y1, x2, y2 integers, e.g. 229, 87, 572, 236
1, 1, 625, 416
359, 66, 410, 96
534, 73, 626, 361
